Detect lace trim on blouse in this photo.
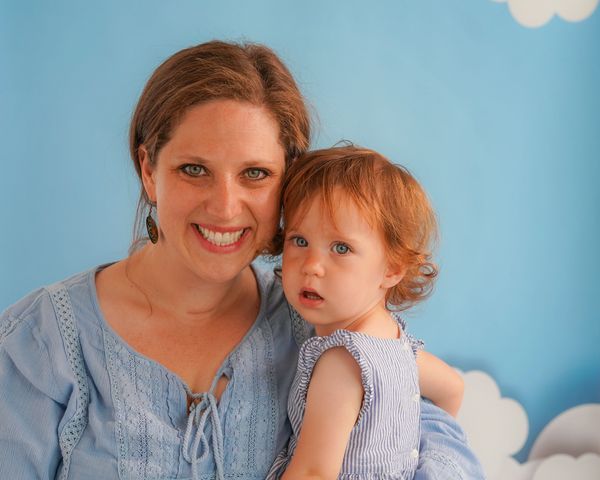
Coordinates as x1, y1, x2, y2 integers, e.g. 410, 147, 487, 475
46, 284, 90, 480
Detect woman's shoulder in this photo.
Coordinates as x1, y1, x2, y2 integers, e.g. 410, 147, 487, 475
0, 267, 103, 407
252, 261, 313, 347
253, 261, 284, 305
1, 267, 99, 346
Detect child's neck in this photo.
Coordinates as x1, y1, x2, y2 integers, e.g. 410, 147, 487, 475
314, 304, 400, 339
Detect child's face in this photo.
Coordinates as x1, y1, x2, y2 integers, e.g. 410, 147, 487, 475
282, 191, 397, 335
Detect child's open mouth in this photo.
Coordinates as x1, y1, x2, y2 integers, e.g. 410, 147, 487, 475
301, 289, 323, 301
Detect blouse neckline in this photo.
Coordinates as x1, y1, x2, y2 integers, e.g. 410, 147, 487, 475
86, 262, 270, 397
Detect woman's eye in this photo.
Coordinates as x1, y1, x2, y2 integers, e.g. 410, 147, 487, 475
245, 168, 268, 180
333, 243, 350, 255
293, 237, 308, 247
182, 164, 206, 177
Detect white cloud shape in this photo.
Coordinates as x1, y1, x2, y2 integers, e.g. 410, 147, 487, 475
529, 404, 600, 459
492, 0, 599, 28
496, 457, 541, 480
495, 453, 600, 480
457, 370, 529, 479
456, 369, 600, 480
532, 453, 600, 480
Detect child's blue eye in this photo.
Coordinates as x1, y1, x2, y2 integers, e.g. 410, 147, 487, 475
182, 164, 206, 176
333, 243, 350, 255
293, 237, 308, 247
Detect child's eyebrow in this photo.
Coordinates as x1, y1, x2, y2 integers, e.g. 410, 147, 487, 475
332, 234, 360, 245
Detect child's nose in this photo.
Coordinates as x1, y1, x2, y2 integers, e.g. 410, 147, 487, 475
301, 252, 325, 277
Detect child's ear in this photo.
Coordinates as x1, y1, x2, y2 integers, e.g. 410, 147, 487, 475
381, 265, 405, 289
139, 146, 157, 202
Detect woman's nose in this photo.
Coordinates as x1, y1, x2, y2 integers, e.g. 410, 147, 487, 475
301, 251, 325, 277
204, 178, 243, 220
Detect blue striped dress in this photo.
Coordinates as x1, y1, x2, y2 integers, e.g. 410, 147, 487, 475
267, 315, 422, 479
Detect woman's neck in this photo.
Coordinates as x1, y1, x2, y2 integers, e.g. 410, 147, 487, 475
126, 244, 257, 328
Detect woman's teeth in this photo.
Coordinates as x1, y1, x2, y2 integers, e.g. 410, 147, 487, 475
195, 225, 245, 246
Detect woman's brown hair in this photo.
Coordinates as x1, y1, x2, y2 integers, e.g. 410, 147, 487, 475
129, 40, 311, 248
279, 145, 438, 310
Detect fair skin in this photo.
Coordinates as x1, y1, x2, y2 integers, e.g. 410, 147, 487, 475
283, 194, 403, 339
281, 192, 463, 479
95, 99, 285, 398
417, 350, 464, 417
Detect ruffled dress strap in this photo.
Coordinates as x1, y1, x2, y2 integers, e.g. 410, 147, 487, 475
296, 330, 375, 423
391, 312, 424, 356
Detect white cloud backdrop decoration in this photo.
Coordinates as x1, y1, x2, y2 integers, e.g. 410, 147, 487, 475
496, 458, 541, 480
457, 370, 600, 479
529, 404, 600, 459
532, 453, 600, 480
457, 370, 529, 479
492, 0, 599, 28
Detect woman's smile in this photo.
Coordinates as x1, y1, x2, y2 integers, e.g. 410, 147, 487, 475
192, 223, 251, 252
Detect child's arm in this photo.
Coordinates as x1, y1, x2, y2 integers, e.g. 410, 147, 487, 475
416, 350, 464, 417
282, 347, 363, 480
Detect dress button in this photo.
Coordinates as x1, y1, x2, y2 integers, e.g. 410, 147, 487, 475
413, 393, 420, 402
403, 342, 410, 351
411, 449, 419, 458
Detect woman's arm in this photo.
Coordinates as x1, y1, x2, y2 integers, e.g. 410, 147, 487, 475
416, 350, 464, 417
415, 399, 486, 480
0, 312, 64, 479
282, 347, 363, 480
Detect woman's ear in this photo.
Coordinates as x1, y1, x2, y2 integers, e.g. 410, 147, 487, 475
381, 264, 405, 289
139, 146, 157, 203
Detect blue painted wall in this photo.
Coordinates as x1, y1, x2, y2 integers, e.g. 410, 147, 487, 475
1, 0, 599, 460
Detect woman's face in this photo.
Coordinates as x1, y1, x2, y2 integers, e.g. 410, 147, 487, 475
140, 99, 285, 282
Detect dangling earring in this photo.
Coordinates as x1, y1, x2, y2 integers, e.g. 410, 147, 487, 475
146, 204, 159, 244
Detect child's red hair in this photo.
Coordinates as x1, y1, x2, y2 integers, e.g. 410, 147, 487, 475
279, 145, 438, 310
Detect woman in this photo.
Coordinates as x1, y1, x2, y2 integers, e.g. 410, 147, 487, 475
0, 41, 483, 479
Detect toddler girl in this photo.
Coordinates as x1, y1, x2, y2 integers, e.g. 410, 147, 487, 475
267, 145, 464, 479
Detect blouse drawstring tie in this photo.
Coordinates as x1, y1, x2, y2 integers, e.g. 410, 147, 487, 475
182, 389, 226, 480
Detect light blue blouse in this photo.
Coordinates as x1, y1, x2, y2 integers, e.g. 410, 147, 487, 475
0, 264, 485, 479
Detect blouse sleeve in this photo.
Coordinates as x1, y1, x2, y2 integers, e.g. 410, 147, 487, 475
415, 399, 486, 480
0, 291, 76, 479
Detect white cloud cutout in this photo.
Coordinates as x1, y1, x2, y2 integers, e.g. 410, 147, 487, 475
496, 457, 541, 480
532, 453, 600, 480
529, 404, 600, 459
495, 453, 600, 480
492, 0, 599, 28
456, 370, 600, 480
456, 370, 529, 479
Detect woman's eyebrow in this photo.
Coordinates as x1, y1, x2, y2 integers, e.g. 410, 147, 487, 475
238, 158, 284, 168
176, 154, 281, 167
175, 154, 209, 163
